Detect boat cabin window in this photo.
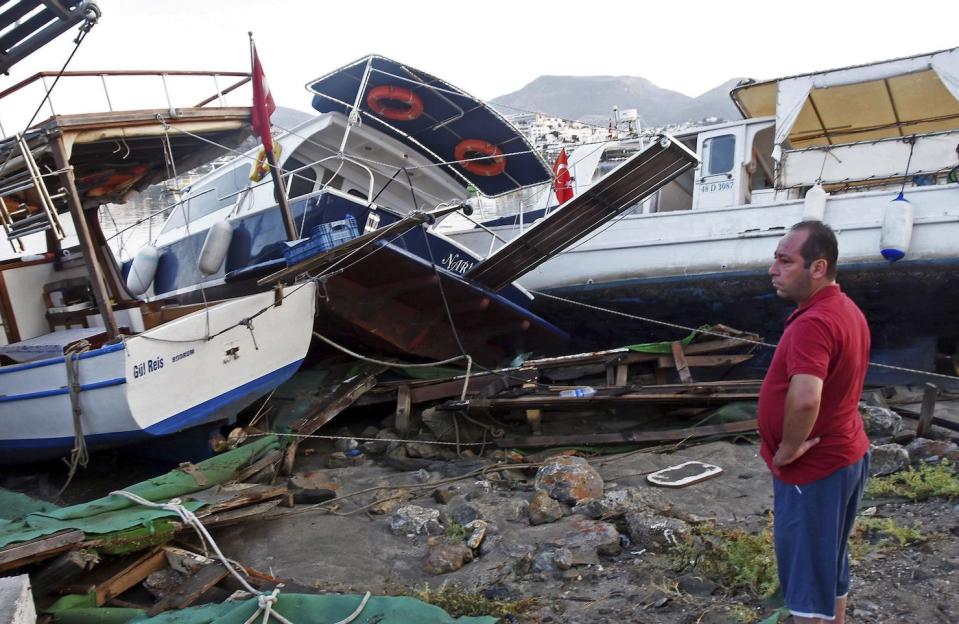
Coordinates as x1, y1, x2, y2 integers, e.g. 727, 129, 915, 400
161, 162, 252, 233
284, 157, 318, 199
704, 134, 735, 175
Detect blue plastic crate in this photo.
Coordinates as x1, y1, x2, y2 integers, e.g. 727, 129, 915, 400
283, 215, 359, 266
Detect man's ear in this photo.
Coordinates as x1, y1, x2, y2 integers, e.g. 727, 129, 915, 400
811, 258, 829, 279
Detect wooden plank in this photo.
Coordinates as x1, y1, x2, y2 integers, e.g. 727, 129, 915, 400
916, 383, 939, 438
146, 562, 229, 616
395, 384, 412, 434
0, 530, 84, 572
465, 392, 759, 413
235, 449, 284, 483
656, 354, 754, 369
30, 549, 98, 597
194, 484, 288, 515
496, 419, 758, 448
671, 341, 693, 384
94, 548, 167, 606
291, 370, 382, 437
199, 499, 281, 529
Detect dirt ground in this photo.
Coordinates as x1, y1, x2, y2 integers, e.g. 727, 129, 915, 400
3, 399, 958, 624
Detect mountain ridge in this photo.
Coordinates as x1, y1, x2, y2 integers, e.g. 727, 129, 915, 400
491, 75, 744, 127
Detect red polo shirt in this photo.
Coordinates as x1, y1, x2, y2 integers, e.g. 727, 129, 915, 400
758, 284, 871, 485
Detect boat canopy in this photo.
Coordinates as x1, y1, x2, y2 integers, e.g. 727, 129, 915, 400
0, 1, 99, 74
306, 55, 552, 198
731, 47, 959, 159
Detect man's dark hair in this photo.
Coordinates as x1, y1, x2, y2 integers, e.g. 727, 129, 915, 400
790, 220, 838, 279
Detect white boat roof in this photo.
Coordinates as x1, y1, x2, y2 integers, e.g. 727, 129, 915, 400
730, 47, 959, 154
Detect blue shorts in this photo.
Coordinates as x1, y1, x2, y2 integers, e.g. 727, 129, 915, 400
772, 453, 870, 621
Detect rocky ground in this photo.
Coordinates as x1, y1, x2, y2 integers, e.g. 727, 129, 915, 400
209, 396, 959, 624
3, 394, 958, 623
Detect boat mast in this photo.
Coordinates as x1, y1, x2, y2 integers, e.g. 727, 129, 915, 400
48, 132, 120, 340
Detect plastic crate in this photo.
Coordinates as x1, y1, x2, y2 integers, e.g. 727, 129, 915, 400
283, 215, 359, 265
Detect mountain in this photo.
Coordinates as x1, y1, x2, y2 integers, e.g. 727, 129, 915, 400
491, 76, 743, 127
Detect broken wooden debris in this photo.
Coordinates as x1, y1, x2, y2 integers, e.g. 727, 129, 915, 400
0, 530, 84, 573
495, 419, 757, 448
916, 382, 939, 438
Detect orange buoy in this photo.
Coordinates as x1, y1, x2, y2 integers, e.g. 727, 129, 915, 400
366, 85, 424, 121
454, 139, 506, 177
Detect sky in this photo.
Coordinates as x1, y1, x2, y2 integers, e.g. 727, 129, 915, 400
3, 0, 958, 122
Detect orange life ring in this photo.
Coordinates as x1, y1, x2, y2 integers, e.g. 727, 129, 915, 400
454, 139, 506, 177
366, 85, 424, 121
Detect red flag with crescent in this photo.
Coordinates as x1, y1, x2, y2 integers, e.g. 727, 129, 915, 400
553, 148, 573, 205
251, 42, 276, 153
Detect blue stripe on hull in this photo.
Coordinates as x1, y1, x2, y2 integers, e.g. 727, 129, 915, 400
0, 359, 304, 465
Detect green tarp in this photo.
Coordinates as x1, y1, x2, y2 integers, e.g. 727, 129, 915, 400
48, 592, 498, 624
0, 436, 281, 550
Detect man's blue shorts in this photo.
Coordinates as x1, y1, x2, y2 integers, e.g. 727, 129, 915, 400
772, 452, 870, 621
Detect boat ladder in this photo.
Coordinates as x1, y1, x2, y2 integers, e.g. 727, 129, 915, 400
0, 132, 67, 252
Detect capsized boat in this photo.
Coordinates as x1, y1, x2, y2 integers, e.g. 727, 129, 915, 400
0, 70, 317, 464
129, 56, 625, 365
130, 55, 697, 367
445, 48, 959, 381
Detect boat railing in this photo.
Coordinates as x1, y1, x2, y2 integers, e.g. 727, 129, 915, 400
780, 128, 959, 189
0, 70, 251, 137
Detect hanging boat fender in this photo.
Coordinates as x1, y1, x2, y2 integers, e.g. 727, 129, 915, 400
126, 245, 159, 296
366, 85, 424, 121
880, 191, 913, 262
801, 184, 828, 221
454, 139, 507, 177
198, 220, 234, 275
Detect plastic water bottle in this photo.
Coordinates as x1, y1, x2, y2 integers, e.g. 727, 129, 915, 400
559, 386, 596, 398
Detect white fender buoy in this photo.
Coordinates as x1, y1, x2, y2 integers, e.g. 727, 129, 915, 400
198, 220, 234, 275
126, 245, 159, 296
880, 192, 913, 262
802, 184, 828, 221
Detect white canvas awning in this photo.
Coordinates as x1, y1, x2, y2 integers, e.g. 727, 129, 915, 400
731, 48, 959, 160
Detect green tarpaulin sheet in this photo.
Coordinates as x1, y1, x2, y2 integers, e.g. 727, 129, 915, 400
48, 592, 498, 624
0, 436, 280, 550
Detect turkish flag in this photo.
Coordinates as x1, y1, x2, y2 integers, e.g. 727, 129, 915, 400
553, 148, 573, 205
251, 43, 276, 153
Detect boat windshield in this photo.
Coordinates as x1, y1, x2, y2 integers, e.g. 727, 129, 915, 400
161, 162, 252, 233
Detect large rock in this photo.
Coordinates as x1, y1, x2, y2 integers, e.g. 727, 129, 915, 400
389, 505, 443, 536
869, 443, 911, 476
573, 487, 649, 519
905, 438, 959, 464
624, 511, 690, 552
559, 516, 622, 557
423, 542, 473, 575
501, 498, 530, 522
529, 491, 565, 525
534, 456, 604, 505
860, 405, 903, 438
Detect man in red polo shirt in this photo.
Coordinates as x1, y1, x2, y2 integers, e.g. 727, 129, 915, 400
759, 220, 871, 623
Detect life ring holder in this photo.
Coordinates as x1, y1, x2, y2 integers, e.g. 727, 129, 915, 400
366, 85, 424, 122
250, 143, 282, 183
454, 139, 507, 177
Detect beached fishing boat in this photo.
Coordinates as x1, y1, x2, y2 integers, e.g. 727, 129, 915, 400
0, 69, 317, 464
445, 48, 959, 380
129, 55, 697, 366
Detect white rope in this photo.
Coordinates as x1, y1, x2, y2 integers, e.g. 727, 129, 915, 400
108, 490, 380, 624
110, 490, 262, 595
532, 290, 959, 382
